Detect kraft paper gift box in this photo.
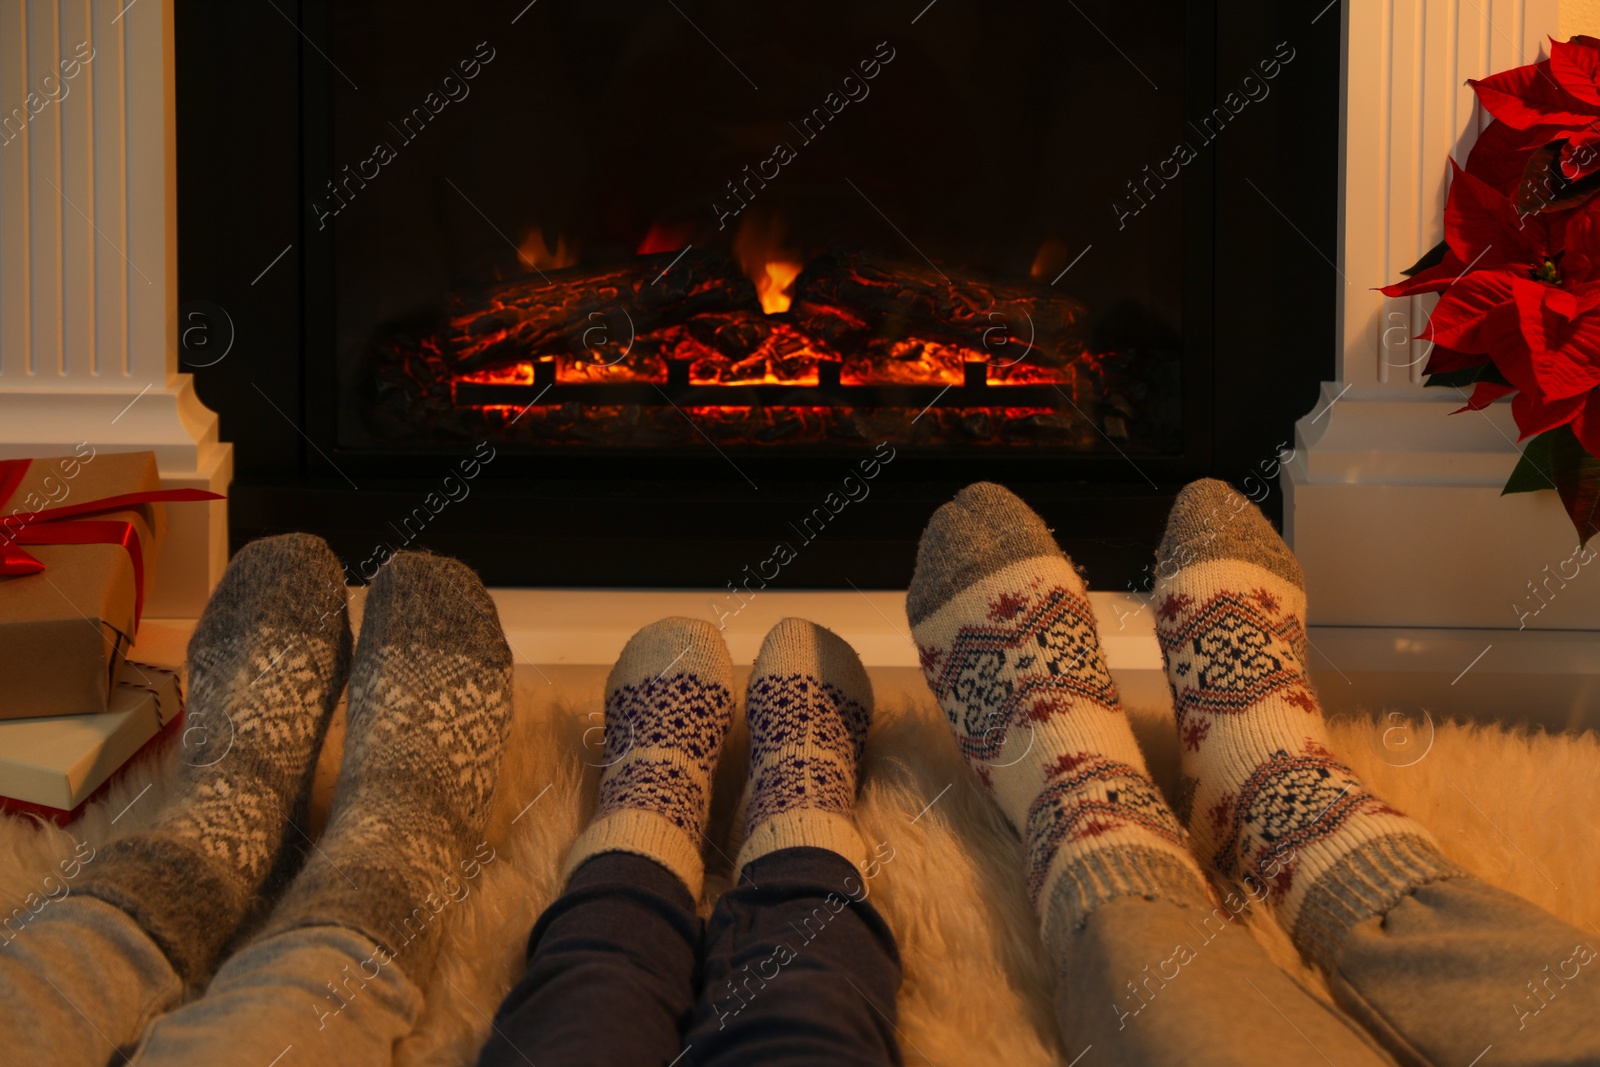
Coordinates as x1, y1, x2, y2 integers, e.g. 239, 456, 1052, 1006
0, 659, 185, 823
0, 450, 218, 720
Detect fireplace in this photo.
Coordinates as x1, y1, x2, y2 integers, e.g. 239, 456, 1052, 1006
173, 1, 1339, 588
335, 6, 1188, 458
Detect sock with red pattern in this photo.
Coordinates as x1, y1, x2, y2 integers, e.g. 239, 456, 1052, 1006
907, 482, 1211, 946
1152, 479, 1460, 968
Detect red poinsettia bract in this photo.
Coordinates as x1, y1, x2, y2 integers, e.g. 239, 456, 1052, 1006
1468, 35, 1600, 183
1383, 37, 1600, 542
1382, 162, 1600, 454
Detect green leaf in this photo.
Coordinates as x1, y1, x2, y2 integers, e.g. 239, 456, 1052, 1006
1503, 429, 1558, 494
1402, 239, 1449, 277
1551, 428, 1600, 546
1503, 426, 1600, 544
1425, 363, 1510, 389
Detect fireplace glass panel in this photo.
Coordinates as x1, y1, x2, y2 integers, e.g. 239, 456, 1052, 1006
328, 2, 1189, 454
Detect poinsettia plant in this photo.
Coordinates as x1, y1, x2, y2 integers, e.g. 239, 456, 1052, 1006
1384, 35, 1600, 543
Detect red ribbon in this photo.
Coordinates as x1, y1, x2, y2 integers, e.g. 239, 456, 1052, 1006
0, 457, 225, 627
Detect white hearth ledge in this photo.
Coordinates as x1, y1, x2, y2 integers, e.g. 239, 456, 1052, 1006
483, 589, 1597, 734
135, 588, 1600, 735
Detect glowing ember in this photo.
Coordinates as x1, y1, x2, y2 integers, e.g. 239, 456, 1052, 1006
458, 361, 538, 386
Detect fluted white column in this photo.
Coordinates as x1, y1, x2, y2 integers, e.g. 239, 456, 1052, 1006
1348, 0, 1531, 392
0, 0, 230, 617
1284, 0, 1599, 630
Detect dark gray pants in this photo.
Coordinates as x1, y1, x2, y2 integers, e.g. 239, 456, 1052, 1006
479, 847, 903, 1067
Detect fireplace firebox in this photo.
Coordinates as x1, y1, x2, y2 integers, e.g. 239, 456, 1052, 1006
174, 1, 1339, 589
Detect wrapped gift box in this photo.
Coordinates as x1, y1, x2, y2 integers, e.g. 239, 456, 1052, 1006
0, 660, 184, 824
0, 450, 216, 719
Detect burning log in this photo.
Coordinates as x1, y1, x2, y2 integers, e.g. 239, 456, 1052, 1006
447, 250, 762, 373
440, 248, 1091, 381
360, 240, 1183, 450
790, 250, 1090, 374
359, 236, 1188, 450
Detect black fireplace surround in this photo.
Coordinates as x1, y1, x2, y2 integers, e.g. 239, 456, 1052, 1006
174, 1, 1340, 590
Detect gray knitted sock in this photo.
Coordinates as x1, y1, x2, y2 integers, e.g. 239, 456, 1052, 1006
75, 534, 352, 987
257, 551, 513, 974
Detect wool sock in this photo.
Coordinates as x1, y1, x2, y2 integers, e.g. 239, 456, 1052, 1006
75, 534, 352, 986
1153, 478, 1461, 968
564, 617, 735, 898
907, 483, 1209, 943
734, 618, 873, 874
258, 551, 514, 974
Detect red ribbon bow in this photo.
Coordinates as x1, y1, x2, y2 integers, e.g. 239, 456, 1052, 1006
0, 457, 225, 627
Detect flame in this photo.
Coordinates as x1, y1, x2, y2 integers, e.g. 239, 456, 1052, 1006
1030, 238, 1070, 282
756, 260, 803, 315
733, 215, 804, 315
637, 220, 696, 255
518, 228, 578, 271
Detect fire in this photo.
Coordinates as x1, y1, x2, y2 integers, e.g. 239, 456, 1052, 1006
733, 214, 804, 315
454, 361, 538, 387
422, 241, 1104, 448
1030, 238, 1070, 282
637, 220, 696, 255
518, 228, 578, 271
752, 259, 803, 315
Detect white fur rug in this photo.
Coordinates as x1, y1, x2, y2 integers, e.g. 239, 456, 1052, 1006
2, 665, 1597, 1066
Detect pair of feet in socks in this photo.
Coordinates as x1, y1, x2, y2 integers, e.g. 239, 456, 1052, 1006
907, 479, 1456, 961
567, 616, 876, 897
77, 536, 516, 988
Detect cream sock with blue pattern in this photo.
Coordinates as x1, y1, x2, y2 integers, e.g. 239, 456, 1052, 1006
564, 617, 735, 897
734, 618, 874, 875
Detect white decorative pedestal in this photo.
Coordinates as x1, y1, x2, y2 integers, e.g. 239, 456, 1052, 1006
0, 0, 230, 617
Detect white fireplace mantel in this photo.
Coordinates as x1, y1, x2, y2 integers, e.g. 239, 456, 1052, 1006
0, 0, 230, 617
1284, 0, 1600, 634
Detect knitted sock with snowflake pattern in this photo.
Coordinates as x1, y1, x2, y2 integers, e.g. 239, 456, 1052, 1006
734, 618, 874, 874
257, 550, 513, 974
1153, 478, 1461, 968
907, 483, 1211, 943
564, 617, 735, 898
74, 534, 352, 987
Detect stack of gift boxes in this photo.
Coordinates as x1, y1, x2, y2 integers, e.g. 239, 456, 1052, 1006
0, 451, 220, 824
